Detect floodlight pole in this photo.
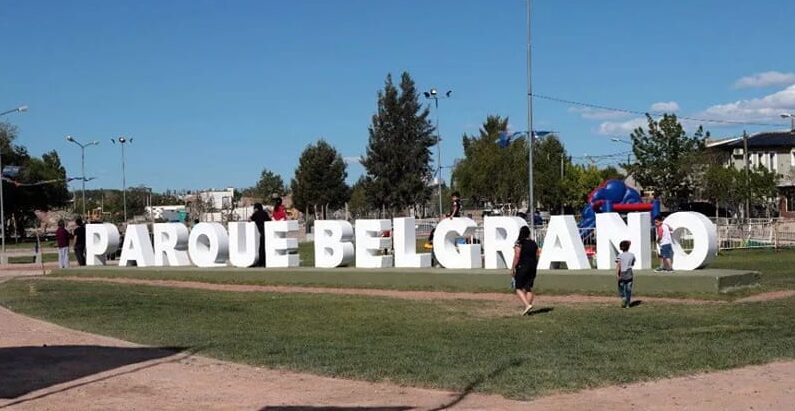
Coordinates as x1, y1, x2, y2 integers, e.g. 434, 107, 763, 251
424, 88, 452, 217
66, 136, 99, 217
0, 105, 28, 263
526, 0, 536, 237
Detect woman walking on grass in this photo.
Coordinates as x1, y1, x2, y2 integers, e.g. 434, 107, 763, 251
511, 226, 539, 316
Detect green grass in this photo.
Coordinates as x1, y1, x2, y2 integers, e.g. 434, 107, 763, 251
8, 252, 74, 264
711, 248, 795, 292
1, 278, 793, 400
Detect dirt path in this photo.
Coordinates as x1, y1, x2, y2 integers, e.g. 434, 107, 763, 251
2, 306, 794, 410
42, 276, 727, 305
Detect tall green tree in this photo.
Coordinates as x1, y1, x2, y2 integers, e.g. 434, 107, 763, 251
625, 114, 707, 208
245, 168, 286, 200
361, 72, 435, 216
1, 122, 70, 234
453, 116, 528, 208
291, 139, 349, 219
701, 163, 779, 218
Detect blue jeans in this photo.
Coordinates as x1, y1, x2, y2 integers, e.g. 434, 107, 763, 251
618, 280, 633, 304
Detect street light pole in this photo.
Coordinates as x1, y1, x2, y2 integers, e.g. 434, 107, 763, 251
0, 105, 28, 263
423, 88, 452, 217
111, 137, 133, 222
526, 0, 536, 237
781, 113, 795, 132
66, 136, 99, 217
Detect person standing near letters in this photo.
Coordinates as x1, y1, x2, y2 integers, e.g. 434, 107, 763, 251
511, 225, 539, 316
250, 203, 271, 267
272, 197, 287, 221
73, 217, 86, 266
55, 219, 72, 269
654, 216, 674, 272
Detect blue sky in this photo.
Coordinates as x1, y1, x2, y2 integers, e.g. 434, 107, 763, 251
2, 0, 794, 192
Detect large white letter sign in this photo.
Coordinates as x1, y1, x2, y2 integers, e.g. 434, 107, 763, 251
393, 217, 431, 268
118, 224, 155, 267
228, 222, 259, 268
188, 222, 229, 267
433, 217, 482, 269
314, 220, 355, 268
355, 219, 393, 268
265, 220, 300, 268
595, 212, 651, 270
86, 223, 120, 266
483, 216, 527, 269
153, 223, 190, 266
664, 212, 717, 270
537, 215, 590, 270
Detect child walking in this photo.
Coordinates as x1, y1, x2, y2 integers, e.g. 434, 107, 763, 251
615, 240, 635, 308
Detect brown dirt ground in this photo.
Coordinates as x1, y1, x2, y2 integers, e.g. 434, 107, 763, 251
3, 271, 795, 409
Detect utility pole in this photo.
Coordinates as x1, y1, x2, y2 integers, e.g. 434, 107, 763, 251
526, 0, 536, 237
743, 130, 750, 221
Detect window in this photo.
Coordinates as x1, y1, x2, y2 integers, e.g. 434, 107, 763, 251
769, 152, 777, 171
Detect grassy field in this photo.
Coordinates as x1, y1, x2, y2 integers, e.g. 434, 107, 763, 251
1, 278, 793, 400
43, 247, 795, 299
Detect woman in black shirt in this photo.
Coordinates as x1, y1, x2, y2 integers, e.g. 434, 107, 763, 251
511, 225, 539, 315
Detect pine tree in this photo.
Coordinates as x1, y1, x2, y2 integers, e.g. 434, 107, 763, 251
290, 139, 349, 219
361, 72, 435, 216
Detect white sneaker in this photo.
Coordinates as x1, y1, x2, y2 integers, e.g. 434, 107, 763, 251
522, 305, 533, 315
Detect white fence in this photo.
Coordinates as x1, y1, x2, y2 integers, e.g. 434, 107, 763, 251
414, 217, 795, 251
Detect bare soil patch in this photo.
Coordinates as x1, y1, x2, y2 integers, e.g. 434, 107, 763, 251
44, 276, 727, 305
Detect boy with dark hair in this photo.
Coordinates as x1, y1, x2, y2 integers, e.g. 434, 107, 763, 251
615, 240, 636, 308
448, 192, 461, 218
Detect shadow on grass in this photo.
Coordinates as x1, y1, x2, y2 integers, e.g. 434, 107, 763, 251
528, 307, 554, 316
0, 345, 187, 404
630, 300, 643, 307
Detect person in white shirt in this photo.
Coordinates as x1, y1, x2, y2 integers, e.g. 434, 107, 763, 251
654, 216, 673, 272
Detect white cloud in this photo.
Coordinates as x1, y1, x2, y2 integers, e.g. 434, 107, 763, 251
650, 101, 680, 113
701, 84, 795, 123
733, 71, 795, 89
568, 106, 631, 120
598, 117, 648, 135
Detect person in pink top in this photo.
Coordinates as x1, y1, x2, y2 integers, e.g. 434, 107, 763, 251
54, 219, 72, 269
272, 197, 287, 221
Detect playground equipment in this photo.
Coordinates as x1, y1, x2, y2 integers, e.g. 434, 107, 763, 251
578, 179, 660, 236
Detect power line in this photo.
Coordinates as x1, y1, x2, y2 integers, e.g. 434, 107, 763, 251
531, 93, 784, 128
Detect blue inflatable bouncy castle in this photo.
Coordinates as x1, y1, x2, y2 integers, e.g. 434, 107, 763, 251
578, 179, 661, 237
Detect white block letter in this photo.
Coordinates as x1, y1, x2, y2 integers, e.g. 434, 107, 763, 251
538, 215, 590, 269
153, 223, 190, 266
484, 216, 527, 269
433, 217, 482, 269
119, 224, 155, 267
86, 223, 120, 266
228, 222, 259, 268
355, 219, 393, 268
595, 212, 651, 270
314, 220, 355, 268
665, 212, 717, 270
188, 222, 229, 267
265, 220, 300, 268
393, 217, 431, 268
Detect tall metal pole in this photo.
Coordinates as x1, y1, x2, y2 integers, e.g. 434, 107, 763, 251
122, 141, 127, 222
526, 0, 535, 236
435, 97, 443, 217
743, 130, 749, 221
81, 147, 86, 216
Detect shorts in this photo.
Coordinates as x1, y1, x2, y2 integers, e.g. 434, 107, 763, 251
660, 244, 673, 259
514, 265, 537, 290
